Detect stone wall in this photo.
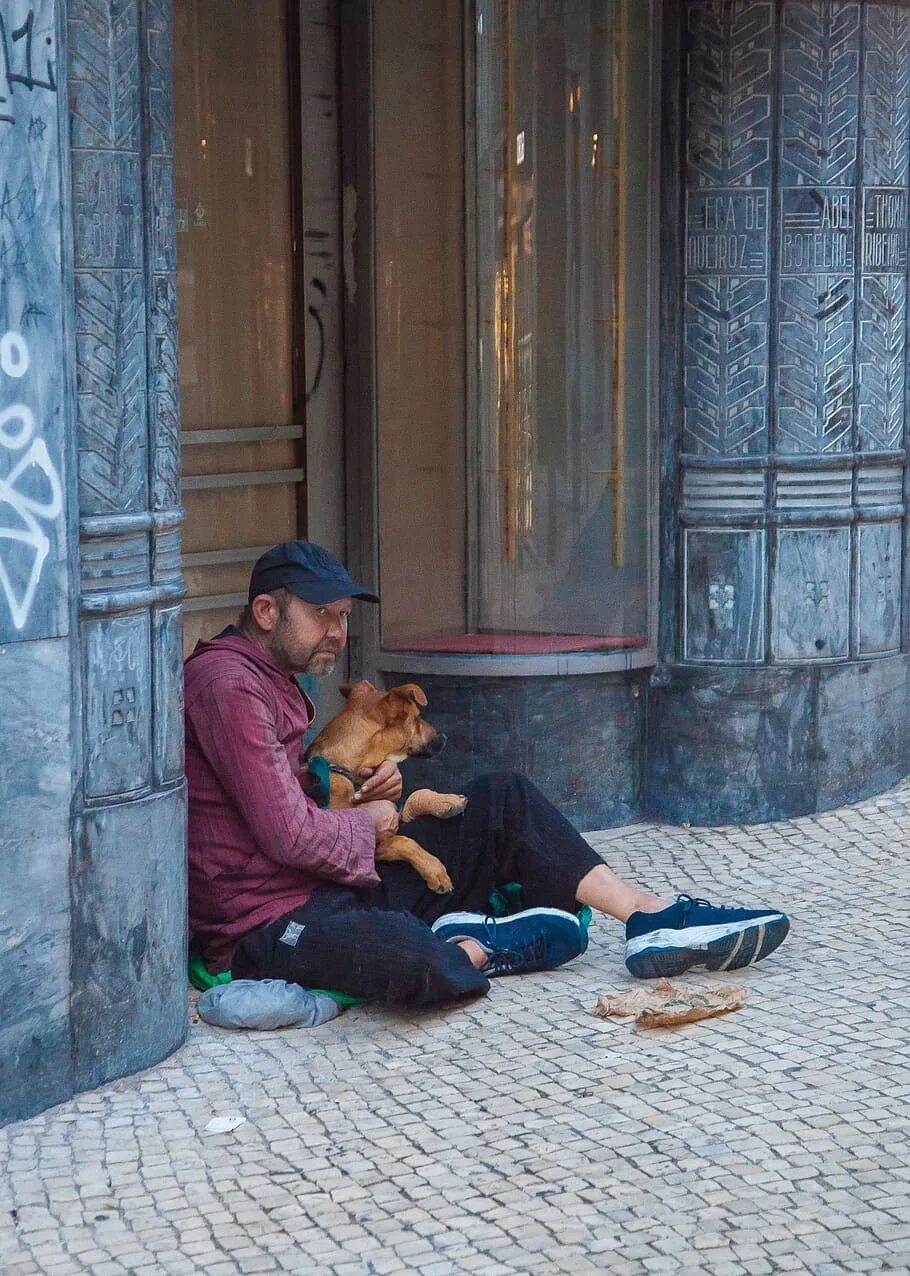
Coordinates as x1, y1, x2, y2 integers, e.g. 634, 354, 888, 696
0, 0, 186, 1127
651, 0, 910, 822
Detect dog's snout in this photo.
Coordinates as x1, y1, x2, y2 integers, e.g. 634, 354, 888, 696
414, 729, 447, 758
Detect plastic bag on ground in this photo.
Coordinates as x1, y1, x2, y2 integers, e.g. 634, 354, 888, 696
197, 979, 343, 1030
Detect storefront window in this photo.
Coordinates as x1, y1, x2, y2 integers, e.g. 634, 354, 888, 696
374, 0, 654, 656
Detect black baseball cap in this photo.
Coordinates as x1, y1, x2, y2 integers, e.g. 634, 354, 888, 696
248, 540, 379, 605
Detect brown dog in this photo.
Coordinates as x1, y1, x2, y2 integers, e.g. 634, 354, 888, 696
301, 680, 466, 894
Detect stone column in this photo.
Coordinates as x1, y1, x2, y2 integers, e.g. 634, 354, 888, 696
1, 0, 185, 1125
651, 0, 910, 822
67, 0, 186, 1092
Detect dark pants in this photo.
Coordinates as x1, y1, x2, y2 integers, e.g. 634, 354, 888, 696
231, 772, 606, 1008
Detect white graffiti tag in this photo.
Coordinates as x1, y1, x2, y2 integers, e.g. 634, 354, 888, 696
0, 330, 62, 629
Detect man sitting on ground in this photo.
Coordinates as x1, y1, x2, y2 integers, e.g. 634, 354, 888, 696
185, 540, 790, 1006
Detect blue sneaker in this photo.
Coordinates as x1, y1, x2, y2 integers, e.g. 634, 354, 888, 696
625, 894, 790, 979
432, 907, 588, 976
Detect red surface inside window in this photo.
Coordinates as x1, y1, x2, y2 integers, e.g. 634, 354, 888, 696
383, 631, 648, 656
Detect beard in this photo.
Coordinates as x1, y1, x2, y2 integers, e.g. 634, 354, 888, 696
267, 612, 340, 677
303, 649, 337, 675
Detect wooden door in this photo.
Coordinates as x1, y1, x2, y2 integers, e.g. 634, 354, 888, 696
173, 0, 304, 653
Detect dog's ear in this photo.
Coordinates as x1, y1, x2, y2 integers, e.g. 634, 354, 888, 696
391, 683, 427, 708
339, 679, 377, 700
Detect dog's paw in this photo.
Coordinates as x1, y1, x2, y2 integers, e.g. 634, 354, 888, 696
402, 789, 468, 822
434, 794, 468, 820
425, 865, 454, 895
400, 786, 464, 816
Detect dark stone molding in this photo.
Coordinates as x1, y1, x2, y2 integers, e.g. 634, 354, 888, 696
379, 656, 909, 832
379, 669, 648, 833
647, 654, 910, 825
681, 450, 907, 470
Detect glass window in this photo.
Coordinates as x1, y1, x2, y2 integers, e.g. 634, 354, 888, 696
373, 0, 654, 656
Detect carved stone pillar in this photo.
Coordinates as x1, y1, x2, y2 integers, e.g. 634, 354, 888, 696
67, 0, 186, 1091
0, 0, 185, 1126
651, 0, 910, 822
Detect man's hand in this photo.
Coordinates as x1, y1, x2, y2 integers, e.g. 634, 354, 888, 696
358, 799, 400, 841
354, 760, 403, 804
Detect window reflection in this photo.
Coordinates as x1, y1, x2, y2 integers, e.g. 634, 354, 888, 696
375, 0, 654, 655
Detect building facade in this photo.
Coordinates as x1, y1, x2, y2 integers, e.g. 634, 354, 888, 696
1, 0, 908, 1123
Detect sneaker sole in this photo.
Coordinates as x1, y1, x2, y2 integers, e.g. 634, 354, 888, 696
624, 914, 790, 979
431, 906, 581, 937
432, 907, 587, 974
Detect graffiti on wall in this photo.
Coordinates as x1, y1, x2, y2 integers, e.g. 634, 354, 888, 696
0, 0, 66, 643
0, 9, 57, 126
0, 330, 63, 629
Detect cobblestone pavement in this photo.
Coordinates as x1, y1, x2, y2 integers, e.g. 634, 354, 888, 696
3, 783, 910, 1276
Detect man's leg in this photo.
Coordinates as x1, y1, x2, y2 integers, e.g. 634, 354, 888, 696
380, 771, 660, 923
390, 771, 790, 979
357, 771, 647, 977
575, 864, 666, 920
231, 886, 490, 1008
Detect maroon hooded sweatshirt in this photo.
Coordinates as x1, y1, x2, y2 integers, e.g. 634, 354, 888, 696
184, 631, 378, 970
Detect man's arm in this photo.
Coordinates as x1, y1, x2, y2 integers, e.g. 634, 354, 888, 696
188, 673, 380, 887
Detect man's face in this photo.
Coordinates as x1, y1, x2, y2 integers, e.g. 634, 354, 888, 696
266, 593, 352, 676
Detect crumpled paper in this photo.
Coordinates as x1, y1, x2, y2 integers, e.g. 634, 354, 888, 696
594, 978, 746, 1028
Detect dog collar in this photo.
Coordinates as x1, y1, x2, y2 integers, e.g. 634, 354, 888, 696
327, 761, 359, 787
302, 755, 358, 809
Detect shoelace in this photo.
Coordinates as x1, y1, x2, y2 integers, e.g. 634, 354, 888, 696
477, 917, 549, 975
675, 893, 737, 924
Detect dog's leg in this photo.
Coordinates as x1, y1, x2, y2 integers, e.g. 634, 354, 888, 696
375, 833, 453, 895
401, 789, 467, 823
